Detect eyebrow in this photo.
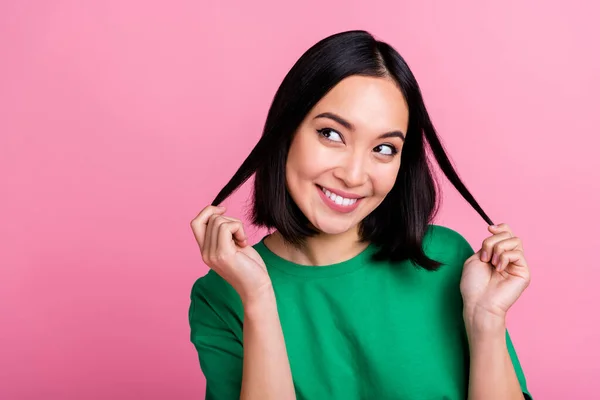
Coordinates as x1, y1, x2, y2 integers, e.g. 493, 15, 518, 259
314, 112, 405, 141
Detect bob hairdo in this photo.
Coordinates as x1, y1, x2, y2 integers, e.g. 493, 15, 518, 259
211, 29, 494, 271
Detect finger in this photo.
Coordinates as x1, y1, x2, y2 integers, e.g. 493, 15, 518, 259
215, 215, 248, 247
491, 236, 523, 267
190, 205, 226, 252
218, 216, 248, 244
217, 220, 247, 256
480, 231, 512, 263
488, 223, 513, 237
497, 249, 528, 273
208, 213, 225, 259
208, 214, 245, 255
203, 213, 220, 262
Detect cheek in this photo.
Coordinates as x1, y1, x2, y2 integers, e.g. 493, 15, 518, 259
289, 157, 318, 180
286, 132, 327, 180
372, 166, 400, 196
286, 152, 317, 185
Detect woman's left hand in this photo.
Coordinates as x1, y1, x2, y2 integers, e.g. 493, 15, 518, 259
460, 223, 531, 325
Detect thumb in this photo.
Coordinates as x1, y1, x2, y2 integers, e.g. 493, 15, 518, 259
488, 224, 500, 233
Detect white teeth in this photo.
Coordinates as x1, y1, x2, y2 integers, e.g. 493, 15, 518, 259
320, 186, 358, 206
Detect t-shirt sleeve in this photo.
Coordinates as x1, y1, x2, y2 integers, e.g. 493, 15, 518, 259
188, 276, 243, 400
506, 329, 533, 399
453, 228, 533, 399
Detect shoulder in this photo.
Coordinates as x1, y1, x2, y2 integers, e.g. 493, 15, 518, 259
424, 224, 472, 248
189, 270, 244, 333
191, 269, 241, 309
423, 224, 476, 266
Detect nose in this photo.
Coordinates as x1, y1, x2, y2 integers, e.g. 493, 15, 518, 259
332, 152, 369, 188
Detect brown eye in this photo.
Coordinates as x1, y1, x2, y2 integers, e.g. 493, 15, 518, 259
374, 144, 398, 156
317, 128, 343, 143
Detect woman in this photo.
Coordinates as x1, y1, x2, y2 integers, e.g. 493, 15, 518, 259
189, 30, 533, 400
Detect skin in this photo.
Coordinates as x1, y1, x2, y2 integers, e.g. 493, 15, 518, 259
191, 75, 531, 400
463, 223, 531, 400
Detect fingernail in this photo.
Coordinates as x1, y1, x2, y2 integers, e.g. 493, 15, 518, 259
481, 251, 488, 261
492, 254, 499, 265
490, 225, 498, 229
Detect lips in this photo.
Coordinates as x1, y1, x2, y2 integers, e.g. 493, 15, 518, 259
316, 184, 363, 213
317, 185, 364, 200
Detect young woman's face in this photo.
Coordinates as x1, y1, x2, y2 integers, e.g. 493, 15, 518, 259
286, 75, 410, 236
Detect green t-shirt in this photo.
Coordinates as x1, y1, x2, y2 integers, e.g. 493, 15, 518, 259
188, 224, 532, 399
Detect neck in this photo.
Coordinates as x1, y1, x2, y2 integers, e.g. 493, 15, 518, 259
263, 228, 369, 266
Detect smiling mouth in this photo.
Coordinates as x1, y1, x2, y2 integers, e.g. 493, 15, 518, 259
316, 185, 365, 207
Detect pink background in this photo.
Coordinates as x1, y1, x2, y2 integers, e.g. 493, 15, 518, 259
1, 1, 598, 399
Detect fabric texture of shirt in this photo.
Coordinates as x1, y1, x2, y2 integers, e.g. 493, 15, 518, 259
188, 224, 533, 399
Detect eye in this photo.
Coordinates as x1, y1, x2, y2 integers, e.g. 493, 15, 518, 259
316, 128, 344, 143
373, 144, 398, 156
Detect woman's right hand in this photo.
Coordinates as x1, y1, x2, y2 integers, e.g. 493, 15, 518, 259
190, 205, 272, 305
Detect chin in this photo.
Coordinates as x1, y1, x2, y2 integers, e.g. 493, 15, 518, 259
310, 217, 356, 236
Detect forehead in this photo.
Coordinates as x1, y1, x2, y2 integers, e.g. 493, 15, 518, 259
309, 75, 409, 132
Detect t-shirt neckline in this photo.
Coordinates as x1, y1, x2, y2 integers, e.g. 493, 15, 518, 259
254, 236, 378, 278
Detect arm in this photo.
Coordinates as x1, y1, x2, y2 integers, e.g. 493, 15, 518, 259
241, 288, 296, 400
189, 276, 296, 400
190, 205, 295, 399
464, 310, 526, 400
455, 223, 533, 400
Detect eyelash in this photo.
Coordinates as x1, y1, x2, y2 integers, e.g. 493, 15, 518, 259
316, 128, 399, 156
